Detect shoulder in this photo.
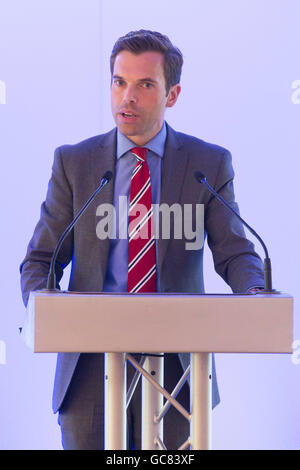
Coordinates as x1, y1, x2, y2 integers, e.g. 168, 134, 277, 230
50, 129, 116, 181
171, 126, 230, 158
167, 123, 232, 168
166, 124, 234, 186
54, 128, 116, 159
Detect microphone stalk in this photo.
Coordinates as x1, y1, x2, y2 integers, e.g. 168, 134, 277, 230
194, 171, 278, 294
45, 171, 113, 291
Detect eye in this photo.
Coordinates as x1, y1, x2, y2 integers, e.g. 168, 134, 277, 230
141, 82, 153, 89
114, 79, 125, 87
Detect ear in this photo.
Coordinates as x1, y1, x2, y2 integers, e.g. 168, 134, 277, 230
166, 84, 181, 108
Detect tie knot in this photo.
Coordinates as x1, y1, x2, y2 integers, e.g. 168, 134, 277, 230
130, 147, 148, 163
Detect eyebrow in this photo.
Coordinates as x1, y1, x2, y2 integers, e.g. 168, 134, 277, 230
138, 77, 158, 84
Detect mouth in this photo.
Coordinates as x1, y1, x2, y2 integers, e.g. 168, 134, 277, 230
118, 111, 139, 122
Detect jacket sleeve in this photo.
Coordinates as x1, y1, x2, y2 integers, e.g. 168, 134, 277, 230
20, 147, 74, 307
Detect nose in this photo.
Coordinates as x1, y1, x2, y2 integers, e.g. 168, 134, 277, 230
122, 85, 137, 104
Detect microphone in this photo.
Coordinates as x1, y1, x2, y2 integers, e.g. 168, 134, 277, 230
194, 171, 278, 294
45, 170, 113, 291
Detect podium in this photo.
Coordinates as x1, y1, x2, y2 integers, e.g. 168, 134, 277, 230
22, 291, 293, 450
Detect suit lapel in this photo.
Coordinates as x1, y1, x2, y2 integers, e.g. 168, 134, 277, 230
89, 128, 117, 289
158, 124, 189, 276
90, 127, 117, 201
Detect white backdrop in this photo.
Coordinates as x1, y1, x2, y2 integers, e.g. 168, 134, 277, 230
0, 0, 299, 449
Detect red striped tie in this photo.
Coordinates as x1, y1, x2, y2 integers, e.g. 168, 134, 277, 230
127, 147, 157, 293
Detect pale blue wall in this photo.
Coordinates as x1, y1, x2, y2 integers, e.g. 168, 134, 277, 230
0, 0, 102, 450
0, 0, 299, 449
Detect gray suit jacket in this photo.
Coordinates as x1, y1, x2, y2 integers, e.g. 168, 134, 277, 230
20, 123, 264, 413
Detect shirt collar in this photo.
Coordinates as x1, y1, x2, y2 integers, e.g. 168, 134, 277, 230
116, 121, 167, 159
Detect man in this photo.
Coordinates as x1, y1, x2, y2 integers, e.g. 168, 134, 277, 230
20, 30, 264, 450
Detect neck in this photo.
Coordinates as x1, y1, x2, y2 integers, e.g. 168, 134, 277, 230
120, 123, 164, 147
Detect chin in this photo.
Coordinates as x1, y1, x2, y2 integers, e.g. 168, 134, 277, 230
118, 125, 141, 137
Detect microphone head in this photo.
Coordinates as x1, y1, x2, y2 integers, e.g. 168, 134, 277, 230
194, 171, 206, 183
103, 170, 113, 182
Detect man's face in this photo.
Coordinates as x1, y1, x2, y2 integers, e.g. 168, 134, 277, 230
111, 50, 181, 146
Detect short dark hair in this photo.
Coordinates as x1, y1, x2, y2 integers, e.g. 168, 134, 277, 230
110, 29, 183, 95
